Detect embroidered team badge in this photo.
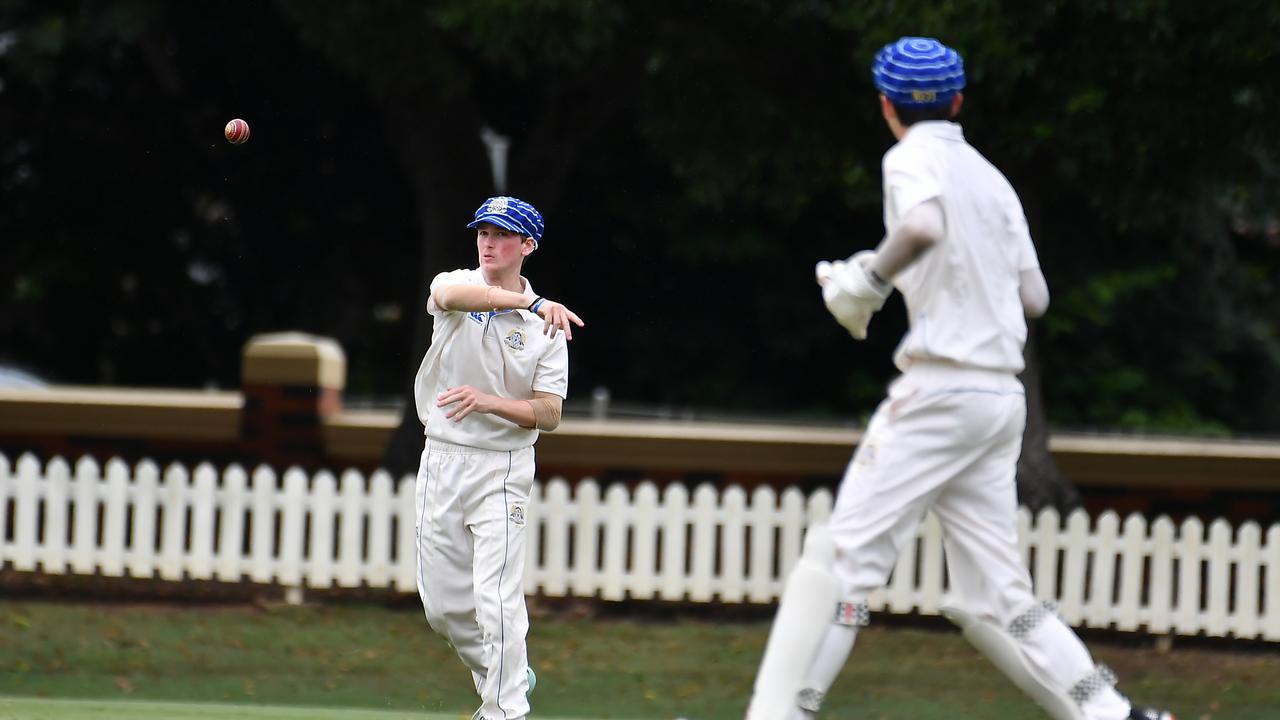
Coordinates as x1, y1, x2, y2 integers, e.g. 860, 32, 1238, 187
508, 504, 526, 526
504, 328, 526, 351
487, 197, 510, 215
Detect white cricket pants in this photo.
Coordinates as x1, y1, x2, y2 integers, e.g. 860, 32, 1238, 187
415, 439, 534, 720
817, 362, 1129, 720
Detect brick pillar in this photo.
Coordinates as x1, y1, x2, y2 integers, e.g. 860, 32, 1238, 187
240, 333, 346, 469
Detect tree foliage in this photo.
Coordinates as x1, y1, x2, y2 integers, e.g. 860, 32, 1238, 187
3, 0, 1279, 444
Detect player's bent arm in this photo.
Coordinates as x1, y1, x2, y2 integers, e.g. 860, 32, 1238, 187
528, 392, 563, 431
869, 198, 945, 282
472, 394, 539, 428
1018, 267, 1050, 318
433, 284, 531, 313
476, 392, 560, 430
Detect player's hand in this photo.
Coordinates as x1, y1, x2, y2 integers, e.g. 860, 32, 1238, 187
815, 251, 877, 287
437, 385, 497, 422
535, 299, 584, 340
815, 253, 891, 340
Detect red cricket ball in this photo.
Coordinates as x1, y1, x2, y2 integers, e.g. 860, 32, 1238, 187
224, 118, 250, 145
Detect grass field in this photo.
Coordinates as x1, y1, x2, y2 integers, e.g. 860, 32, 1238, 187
0, 697, 468, 719
1, 599, 1278, 719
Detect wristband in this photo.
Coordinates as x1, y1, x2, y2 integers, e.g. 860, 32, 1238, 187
527, 297, 545, 313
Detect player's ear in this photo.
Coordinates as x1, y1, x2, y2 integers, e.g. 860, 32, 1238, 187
879, 94, 896, 122
521, 237, 536, 257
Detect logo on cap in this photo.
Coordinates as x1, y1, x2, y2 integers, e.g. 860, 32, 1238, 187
487, 197, 510, 215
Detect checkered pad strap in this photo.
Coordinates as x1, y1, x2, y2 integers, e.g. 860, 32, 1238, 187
1069, 664, 1118, 706
834, 600, 871, 626
1008, 601, 1060, 640
796, 688, 824, 713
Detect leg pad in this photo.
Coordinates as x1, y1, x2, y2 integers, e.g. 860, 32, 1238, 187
943, 604, 1087, 720
747, 526, 840, 720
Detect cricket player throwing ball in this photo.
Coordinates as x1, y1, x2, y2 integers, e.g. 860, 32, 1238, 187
412, 196, 582, 720
746, 38, 1174, 720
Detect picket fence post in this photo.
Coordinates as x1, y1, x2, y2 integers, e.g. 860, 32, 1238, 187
129, 461, 160, 579
393, 474, 417, 594
335, 468, 364, 589
659, 483, 688, 601
1264, 525, 1280, 641
216, 465, 249, 582
1176, 516, 1205, 635
541, 479, 571, 597
39, 456, 69, 574
629, 481, 661, 600
189, 463, 217, 581
102, 458, 129, 578
1116, 514, 1147, 631
1236, 521, 1262, 638
596, 483, 624, 601
1147, 516, 1176, 635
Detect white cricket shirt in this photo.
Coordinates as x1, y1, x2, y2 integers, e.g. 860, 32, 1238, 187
413, 268, 569, 451
881, 121, 1040, 374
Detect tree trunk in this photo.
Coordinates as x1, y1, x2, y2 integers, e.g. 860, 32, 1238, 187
379, 98, 490, 478
1016, 321, 1081, 512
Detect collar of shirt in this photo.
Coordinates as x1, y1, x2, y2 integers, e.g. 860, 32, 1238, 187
903, 120, 965, 144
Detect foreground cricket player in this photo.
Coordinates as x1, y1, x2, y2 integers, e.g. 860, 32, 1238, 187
746, 38, 1174, 720
412, 196, 582, 720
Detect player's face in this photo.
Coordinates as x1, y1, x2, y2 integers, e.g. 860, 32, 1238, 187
475, 222, 534, 274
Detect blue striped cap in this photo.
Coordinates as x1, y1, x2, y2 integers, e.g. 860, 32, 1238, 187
467, 196, 545, 249
872, 37, 965, 107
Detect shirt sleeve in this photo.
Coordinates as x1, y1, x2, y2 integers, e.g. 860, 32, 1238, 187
427, 269, 474, 317
532, 335, 569, 399
883, 145, 942, 221
1007, 204, 1041, 272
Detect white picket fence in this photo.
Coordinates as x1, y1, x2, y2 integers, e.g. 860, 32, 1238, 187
2, 452, 1279, 642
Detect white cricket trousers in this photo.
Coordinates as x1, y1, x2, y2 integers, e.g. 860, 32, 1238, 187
813, 362, 1129, 720
415, 439, 534, 720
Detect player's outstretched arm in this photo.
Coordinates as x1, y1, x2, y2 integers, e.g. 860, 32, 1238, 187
432, 284, 531, 313
813, 197, 942, 341
432, 284, 584, 340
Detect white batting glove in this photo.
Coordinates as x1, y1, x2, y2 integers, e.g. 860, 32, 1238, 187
815, 252, 891, 340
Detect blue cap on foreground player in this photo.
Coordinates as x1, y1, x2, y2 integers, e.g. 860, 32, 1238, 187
467, 196, 545, 249
872, 36, 966, 107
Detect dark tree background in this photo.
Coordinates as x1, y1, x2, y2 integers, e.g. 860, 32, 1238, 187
3, 1, 1278, 506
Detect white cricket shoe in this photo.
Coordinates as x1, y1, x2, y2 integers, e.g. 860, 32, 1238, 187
470, 669, 537, 720
1130, 708, 1176, 720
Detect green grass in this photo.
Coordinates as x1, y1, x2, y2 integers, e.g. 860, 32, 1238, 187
0, 697, 470, 719
0, 600, 1278, 719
